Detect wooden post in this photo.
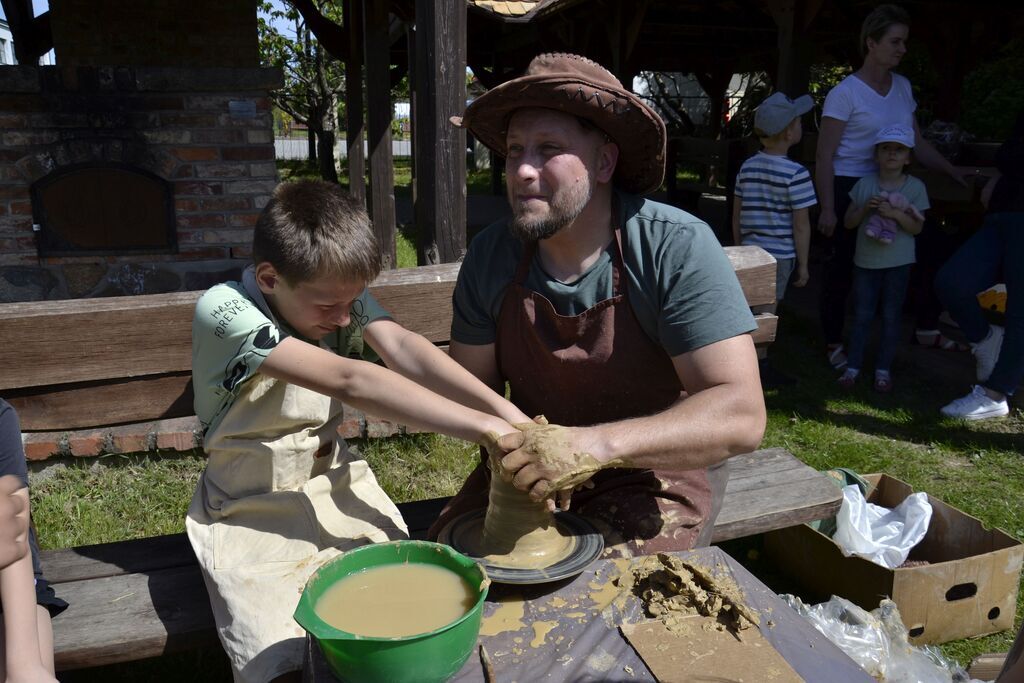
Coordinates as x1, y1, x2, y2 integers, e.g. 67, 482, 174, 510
412, 0, 467, 265
343, 0, 366, 205
363, 0, 397, 269
490, 151, 503, 196
768, 0, 819, 97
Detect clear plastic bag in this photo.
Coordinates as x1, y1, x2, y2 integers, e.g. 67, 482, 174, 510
833, 484, 932, 568
782, 595, 987, 682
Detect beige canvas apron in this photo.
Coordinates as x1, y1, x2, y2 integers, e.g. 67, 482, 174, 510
186, 271, 408, 683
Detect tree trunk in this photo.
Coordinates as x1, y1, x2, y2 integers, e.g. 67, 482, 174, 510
316, 93, 340, 183
307, 128, 317, 164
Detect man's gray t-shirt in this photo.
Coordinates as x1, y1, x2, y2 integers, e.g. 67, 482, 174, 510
452, 193, 756, 357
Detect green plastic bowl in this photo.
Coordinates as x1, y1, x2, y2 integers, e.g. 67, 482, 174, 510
294, 540, 489, 683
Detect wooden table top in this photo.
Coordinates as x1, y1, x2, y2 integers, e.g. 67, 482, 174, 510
303, 545, 872, 682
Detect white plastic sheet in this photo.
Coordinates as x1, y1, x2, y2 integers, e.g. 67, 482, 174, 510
832, 484, 932, 568
782, 595, 987, 683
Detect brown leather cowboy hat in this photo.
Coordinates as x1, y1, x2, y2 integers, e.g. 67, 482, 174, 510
453, 53, 667, 195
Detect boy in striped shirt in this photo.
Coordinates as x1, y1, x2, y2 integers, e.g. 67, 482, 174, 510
732, 92, 817, 384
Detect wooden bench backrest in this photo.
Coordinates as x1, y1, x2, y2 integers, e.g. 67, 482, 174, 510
0, 247, 777, 431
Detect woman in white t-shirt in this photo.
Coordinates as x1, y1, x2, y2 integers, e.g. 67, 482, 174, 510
814, 3, 967, 371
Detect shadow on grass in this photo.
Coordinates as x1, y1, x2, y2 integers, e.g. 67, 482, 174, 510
765, 305, 1023, 456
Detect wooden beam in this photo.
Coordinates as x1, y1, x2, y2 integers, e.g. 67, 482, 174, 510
0, 0, 51, 64
343, 0, 366, 205
363, 0, 397, 269
291, 0, 349, 62
413, 0, 468, 264
766, 0, 816, 97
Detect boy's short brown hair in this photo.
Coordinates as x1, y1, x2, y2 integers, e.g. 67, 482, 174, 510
253, 180, 382, 285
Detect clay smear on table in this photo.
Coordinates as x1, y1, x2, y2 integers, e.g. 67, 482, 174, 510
462, 455, 575, 569
621, 552, 758, 635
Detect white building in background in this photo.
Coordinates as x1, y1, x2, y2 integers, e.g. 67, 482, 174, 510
0, 19, 14, 64
0, 18, 55, 65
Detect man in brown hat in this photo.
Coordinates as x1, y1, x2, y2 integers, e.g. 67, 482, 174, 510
430, 53, 766, 554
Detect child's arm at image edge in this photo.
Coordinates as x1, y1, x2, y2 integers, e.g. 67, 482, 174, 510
1, 490, 58, 682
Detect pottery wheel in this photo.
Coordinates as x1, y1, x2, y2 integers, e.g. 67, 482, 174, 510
439, 509, 604, 584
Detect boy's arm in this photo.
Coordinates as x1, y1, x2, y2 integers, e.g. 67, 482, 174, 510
364, 319, 531, 425
792, 207, 811, 287
731, 196, 743, 247
258, 336, 519, 447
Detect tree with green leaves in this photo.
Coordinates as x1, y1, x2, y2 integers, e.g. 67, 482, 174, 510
258, 1, 346, 182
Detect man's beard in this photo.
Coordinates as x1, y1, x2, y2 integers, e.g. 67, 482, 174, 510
508, 176, 592, 242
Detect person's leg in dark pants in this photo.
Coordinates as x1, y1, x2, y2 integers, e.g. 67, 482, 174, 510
874, 265, 912, 391
841, 266, 882, 387
820, 176, 860, 367
985, 213, 1024, 397
937, 212, 1022, 419
912, 218, 968, 350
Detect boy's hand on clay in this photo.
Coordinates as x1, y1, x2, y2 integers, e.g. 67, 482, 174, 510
501, 423, 613, 502
0, 475, 29, 570
480, 430, 524, 462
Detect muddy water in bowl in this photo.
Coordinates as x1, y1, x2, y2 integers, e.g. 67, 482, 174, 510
294, 541, 489, 683
314, 563, 477, 638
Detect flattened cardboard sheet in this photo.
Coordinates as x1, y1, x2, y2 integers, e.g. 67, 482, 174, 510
621, 617, 804, 683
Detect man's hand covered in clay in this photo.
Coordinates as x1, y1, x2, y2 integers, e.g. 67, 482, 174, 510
500, 418, 613, 504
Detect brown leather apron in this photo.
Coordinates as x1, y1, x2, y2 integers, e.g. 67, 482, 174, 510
430, 228, 724, 555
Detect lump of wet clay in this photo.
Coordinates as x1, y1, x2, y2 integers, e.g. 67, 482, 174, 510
464, 456, 575, 569
618, 553, 758, 635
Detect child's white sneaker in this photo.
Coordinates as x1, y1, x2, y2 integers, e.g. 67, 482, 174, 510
940, 385, 1009, 420
971, 325, 1004, 382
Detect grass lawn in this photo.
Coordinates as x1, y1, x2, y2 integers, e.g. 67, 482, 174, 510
31, 305, 1023, 680
32, 160, 1023, 678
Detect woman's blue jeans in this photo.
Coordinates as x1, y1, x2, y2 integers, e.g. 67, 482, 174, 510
847, 264, 913, 373
935, 212, 1023, 396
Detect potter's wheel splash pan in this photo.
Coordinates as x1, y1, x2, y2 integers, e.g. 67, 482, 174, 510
438, 510, 603, 584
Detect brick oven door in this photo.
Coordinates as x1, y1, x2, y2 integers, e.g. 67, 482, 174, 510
31, 163, 176, 256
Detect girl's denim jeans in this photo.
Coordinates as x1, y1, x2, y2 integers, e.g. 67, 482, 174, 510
847, 264, 913, 373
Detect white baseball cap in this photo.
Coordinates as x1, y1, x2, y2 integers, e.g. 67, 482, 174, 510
754, 92, 814, 136
874, 124, 915, 148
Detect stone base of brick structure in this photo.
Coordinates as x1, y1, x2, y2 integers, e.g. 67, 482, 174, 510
22, 409, 419, 461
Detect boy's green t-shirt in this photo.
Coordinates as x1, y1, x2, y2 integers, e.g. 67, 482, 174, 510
191, 278, 389, 434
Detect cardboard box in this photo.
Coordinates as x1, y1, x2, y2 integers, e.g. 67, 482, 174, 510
764, 474, 1023, 645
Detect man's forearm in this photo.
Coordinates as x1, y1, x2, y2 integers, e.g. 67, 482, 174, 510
586, 382, 765, 472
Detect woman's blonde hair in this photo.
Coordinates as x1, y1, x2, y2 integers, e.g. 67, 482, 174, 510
253, 180, 381, 286
859, 4, 910, 58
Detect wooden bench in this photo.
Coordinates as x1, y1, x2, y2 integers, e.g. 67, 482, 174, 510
0, 247, 842, 671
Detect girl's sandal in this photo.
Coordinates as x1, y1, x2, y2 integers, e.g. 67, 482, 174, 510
873, 375, 893, 393
914, 331, 969, 352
